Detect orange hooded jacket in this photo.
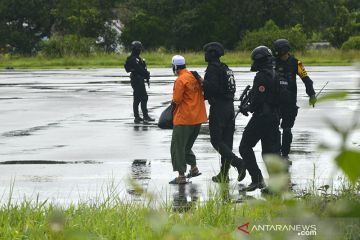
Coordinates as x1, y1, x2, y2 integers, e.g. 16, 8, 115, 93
172, 69, 207, 126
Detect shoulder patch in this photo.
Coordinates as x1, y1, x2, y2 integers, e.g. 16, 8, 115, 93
297, 61, 308, 78
258, 85, 266, 92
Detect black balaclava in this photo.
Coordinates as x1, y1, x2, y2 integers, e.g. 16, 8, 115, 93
205, 50, 220, 63
132, 48, 141, 56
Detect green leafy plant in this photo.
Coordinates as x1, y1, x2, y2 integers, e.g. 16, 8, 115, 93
237, 20, 307, 51
342, 36, 360, 50
40, 35, 96, 57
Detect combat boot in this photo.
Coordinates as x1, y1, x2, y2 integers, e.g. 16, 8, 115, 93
212, 162, 230, 183
233, 156, 246, 182
243, 177, 266, 192
143, 115, 155, 122
134, 116, 143, 123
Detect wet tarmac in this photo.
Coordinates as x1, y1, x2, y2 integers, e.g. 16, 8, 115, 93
0, 67, 359, 205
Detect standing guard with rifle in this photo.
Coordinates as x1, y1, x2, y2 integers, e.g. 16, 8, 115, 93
124, 41, 155, 123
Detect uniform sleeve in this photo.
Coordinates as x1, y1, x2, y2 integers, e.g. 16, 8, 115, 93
249, 72, 267, 111
172, 78, 185, 105
297, 61, 315, 96
203, 65, 221, 98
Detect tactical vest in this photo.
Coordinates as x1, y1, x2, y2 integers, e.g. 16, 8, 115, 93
125, 55, 147, 75
251, 68, 279, 115
275, 55, 298, 105
211, 62, 236, 100
265, 68, 280, 110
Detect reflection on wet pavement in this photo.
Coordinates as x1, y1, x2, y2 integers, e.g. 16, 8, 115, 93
127, 159, 151, 200
0, 67, 359, 205
172, 184, 199, 212
25, 175, 58, 183
131, 159, 151, 180
2, 122, 61, 137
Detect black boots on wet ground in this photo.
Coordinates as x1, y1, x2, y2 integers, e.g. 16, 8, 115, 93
134, 115, 155, 123
212, 156, 246, 183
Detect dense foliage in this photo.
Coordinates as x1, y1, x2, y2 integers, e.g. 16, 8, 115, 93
0, 0, 359, 55
0, 0, 117, 55
238, 20, 308, 51
40, 35, 96, 57
342, 36, 360, 50
119, 0, 360, 50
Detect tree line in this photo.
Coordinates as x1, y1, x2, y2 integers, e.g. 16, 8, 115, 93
0, 0, 117, 55
0, 0, 359, 56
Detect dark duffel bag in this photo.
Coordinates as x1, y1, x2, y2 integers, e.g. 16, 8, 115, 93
158, 102, 175, 129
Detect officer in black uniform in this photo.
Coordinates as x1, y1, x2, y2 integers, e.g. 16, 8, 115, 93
239, 46, 281, 191
124, 41, 154, 123
202, 42, 246, 183
273, 39, 316, 158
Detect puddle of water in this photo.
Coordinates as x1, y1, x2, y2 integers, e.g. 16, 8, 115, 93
2, 122, 61, 137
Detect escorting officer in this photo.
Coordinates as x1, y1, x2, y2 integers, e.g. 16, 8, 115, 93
239, 46, 281, 191
124, 41, 154, 123
201, 42, 246, 183
169, 55, 207, 184
273, 39, 316, 158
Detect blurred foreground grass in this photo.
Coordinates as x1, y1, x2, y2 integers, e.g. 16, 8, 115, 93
0, 49, 359, 69
0, 179, 359, 240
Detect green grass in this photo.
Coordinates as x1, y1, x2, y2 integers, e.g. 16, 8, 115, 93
1, 183, 359, 240
0, 49, 359, 69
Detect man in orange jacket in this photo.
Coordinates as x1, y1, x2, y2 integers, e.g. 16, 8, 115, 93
169, 55, 208, 184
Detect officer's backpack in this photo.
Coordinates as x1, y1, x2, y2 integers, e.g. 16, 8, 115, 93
124, 57, 132, 73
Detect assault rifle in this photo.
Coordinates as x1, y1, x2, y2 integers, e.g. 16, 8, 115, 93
234, 85, 251, 119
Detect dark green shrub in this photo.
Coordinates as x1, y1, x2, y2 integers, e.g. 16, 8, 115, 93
237, 20, 307, 52
325, 6, 358, 48
120, 11, 169, 50
40, 35, 96, 57
341, 36, 360, 50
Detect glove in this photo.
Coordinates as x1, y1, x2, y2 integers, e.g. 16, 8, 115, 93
309, 94, 317, 108
239, 105, 250, 116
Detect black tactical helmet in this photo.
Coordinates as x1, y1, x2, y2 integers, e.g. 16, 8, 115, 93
251, 46, 273, 61
131, 41, 143, 51
250, 46, 273, 71
273, 39, 290, 56
203, 42, 225, 57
